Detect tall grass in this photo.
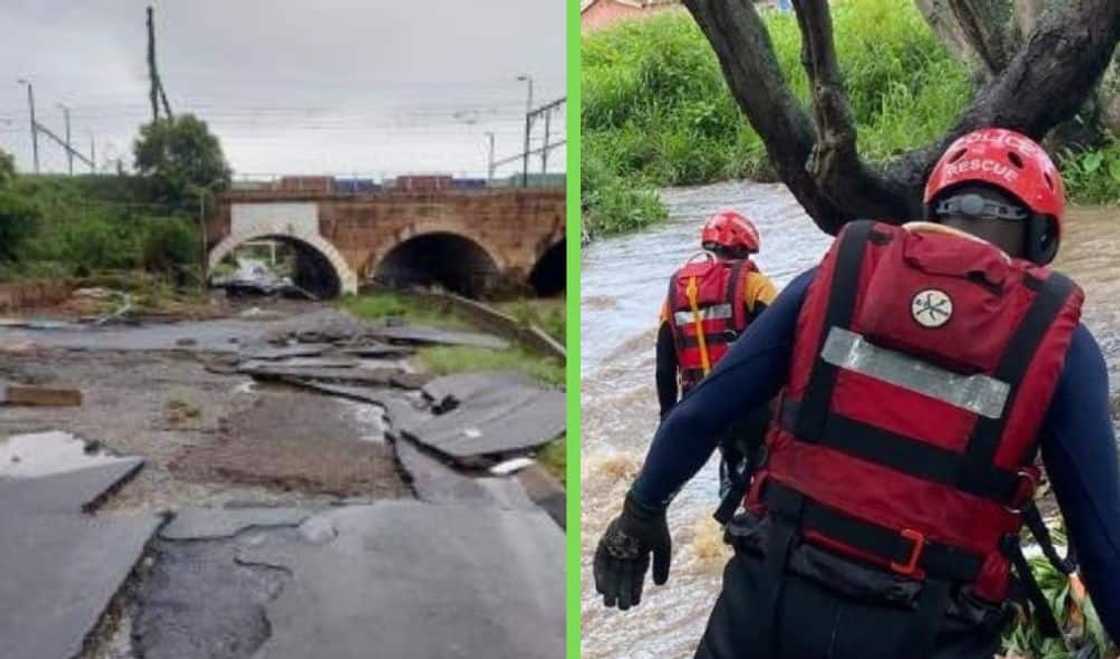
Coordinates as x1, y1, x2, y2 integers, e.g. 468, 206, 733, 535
583, 0, 1120, 236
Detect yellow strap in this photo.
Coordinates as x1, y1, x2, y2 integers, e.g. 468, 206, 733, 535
686, 275, 711, 375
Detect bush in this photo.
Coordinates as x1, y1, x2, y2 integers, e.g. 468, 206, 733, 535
139, 217, 199, 273
0, 190, 40, 262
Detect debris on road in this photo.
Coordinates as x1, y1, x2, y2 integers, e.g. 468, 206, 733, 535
0, 382, 83, 407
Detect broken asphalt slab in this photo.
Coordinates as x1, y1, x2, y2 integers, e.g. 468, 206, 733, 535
0, 318, 270, 353
160, 507, 321, 540
366, 324, 509, 350
400, 374, 565, 460
0, 460, 144, 513
393, 438, 536, 511
0, 511, 163, 659
0, 432, 157, 659
239, 502, 563, 659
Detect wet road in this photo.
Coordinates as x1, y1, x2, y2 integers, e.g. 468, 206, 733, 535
579, 180, 1120, 658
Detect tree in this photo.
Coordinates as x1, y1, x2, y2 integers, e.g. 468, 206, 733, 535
681, 0, 1120, 234
133, 114, 231, 208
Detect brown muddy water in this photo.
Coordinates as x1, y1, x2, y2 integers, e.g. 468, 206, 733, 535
579, 180, 1120, 658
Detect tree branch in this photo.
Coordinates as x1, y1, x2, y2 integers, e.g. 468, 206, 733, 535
684, 0, 1120, 234
683, 0, 845, 232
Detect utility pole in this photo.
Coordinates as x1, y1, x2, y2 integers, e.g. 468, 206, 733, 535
58, 104, 72, 175
146, 6, 173, 122
17, 79, 38, 174
517, 75, 534, 188
485, 131, 495, 183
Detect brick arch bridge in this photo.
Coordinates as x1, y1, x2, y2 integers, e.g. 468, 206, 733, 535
206, 188, 565, 298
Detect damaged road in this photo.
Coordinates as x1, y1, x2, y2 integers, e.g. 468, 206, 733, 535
0, 299, 565, 658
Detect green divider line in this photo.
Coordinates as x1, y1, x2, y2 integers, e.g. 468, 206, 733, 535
566, 0, 583, 656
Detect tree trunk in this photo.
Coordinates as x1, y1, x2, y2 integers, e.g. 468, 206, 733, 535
682, 0, 1120, 234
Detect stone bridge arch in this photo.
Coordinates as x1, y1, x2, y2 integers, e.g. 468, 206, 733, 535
208, 220, 358, 296
529, 238, 565, 297
365, 221, 509, 297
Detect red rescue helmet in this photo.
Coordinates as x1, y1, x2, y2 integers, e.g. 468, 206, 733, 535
924, 128, 1064, 264
701, 210, 761, 257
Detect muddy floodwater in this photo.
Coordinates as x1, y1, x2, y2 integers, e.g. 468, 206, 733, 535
580, 180, 1120, 658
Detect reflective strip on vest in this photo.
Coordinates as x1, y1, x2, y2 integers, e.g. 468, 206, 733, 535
821, 327, 1011, 419
672, 303, 734, 328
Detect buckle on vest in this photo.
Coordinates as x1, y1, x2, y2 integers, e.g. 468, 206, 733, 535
889, 529, 926, 576
1005, 469, 1039, 514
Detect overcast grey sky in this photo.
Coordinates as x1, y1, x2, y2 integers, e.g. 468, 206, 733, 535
0, 1, 566, 179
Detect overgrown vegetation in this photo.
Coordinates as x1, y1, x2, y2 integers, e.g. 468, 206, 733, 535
583, 1, 1120, 237
0, 175, 200, 283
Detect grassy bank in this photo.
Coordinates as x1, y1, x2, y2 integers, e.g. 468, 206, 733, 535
342, 291, 565, 386
582, 0, 1120, 237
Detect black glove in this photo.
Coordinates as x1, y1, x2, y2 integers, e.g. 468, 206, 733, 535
593, 492, 672, 610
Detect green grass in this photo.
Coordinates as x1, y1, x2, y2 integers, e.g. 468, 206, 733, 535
537, 436, 566, 486
416, 345, 565, 387
339, 291, 472, 330
583, 0, 1120, 234
495, 297, 567, 342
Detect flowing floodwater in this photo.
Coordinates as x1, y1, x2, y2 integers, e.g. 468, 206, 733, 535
580, 180, 1120, 658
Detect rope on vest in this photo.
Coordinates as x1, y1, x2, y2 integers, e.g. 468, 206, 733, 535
686, 275, 712, 375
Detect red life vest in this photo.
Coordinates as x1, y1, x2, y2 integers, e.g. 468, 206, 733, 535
667, 256, 758, 391
746, 220, 1082, 605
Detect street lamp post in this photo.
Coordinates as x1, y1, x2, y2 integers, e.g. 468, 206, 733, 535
16, 79, 38, 174
485, 131, 495, 183
517, 74, 534, 188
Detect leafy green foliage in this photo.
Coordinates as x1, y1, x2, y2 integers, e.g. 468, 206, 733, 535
1002, 525, 1116, 658
133, 114, 231, 208
1058, 138, 1120, 205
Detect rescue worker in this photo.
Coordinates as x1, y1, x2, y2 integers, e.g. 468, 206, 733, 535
656, 210, 777, 522
593, 128, 1120, 658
